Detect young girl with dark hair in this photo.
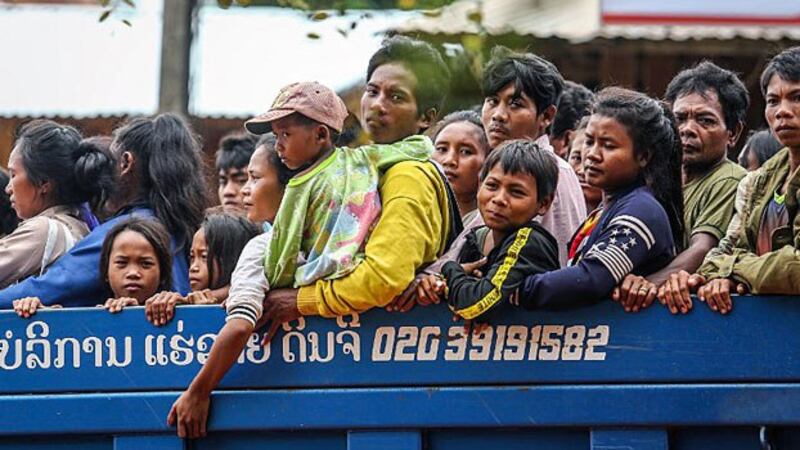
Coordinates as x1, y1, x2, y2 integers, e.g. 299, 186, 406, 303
2, 113, 207, 312
99, 218, 173, 313
1, 120, 114, 288
518, 87, 684, 309
145, 210, 260, 326
431, 110, 490, 223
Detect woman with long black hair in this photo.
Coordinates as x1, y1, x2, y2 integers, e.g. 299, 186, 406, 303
0, 120, 114, 288
517, 87, 684, 310
1, 113, 208, 311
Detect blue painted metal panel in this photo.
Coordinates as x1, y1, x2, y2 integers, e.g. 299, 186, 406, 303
427, 429, 587, 450
191, 431, 347, 450
347, 431, 421, 450
590, 429, 667, 450
1, 296, 799, 394
2, 384, 800, 436
113, 434, 184, 450
1, 297, 800, 448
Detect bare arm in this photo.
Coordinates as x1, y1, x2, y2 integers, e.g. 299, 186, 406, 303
168, 318, 253, 439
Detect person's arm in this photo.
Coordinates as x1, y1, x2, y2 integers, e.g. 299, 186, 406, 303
225, 233, 271, 326
443, 227, 558, 320
0, 224, 107, 309
0, 218, 50, 289
296, 162, 448, 317
168, 318, 253, 439
722, 245, 800, 294
521, 213, 671, 310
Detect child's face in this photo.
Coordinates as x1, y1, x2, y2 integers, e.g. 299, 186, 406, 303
271, 115, 326, 170
241, 146, 284, 223
583, 114, 644, 193
568, 128, 603, 208
765, 74, 800, 150
107, 230, 161, 304
189, 228, 216, 291
433, 121, 487, 199
478, 165, 552, 232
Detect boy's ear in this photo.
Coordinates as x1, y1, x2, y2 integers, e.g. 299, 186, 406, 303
316, 125, 332, 144
417, 107, 438, 132
536, 194, 555, 217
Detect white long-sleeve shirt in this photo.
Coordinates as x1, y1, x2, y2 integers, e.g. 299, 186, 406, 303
225, 232, 271, 326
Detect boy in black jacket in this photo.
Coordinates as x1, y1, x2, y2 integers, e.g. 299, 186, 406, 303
440, 139, 560, 320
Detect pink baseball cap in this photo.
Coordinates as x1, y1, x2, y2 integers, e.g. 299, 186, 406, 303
245, 81, 349, 135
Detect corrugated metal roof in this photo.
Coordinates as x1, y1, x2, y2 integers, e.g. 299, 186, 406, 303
394, 0, 800, 43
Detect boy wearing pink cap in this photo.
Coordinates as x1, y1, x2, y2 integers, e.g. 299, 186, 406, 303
216, 81, 434, 324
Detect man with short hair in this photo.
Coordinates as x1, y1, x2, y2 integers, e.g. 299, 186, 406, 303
615, 61, 749, 314
169, 37, 459, 439
215, 132, 257, 209
550, 80, 595, 159
480, 47, 587, 266
692, 47, 800, 311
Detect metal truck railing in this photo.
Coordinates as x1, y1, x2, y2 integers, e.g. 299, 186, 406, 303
1, 297, 799, 449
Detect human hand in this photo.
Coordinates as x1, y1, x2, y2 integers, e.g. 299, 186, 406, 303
259, 288, 301, 346
103, 297, 139, 313
612, 274, 657, 313
460, 257, 488, 278
416, 274, 445, 306
13, 297, 44, 318
187, 289, 218, 305
387, 276, 420, 313
656, 271, 704, 314
167, 387, 210, 439
145, 291, 186, 326
697, 278, 746, 314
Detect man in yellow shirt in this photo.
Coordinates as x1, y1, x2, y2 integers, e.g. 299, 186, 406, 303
168, 36, 458, 440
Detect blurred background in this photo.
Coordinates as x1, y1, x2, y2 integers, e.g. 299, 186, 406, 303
1, 0, 798, 170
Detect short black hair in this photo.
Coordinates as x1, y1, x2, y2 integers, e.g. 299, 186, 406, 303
430, 110, 490, 155
99, 217, 173, 297
367, 35, 451, 116
254, 133, 300, 186
215, 132, 258, 172
664, 61, 749, 132
479, 139, 559, 201
760, 46, 800, 96
551, 81, 594, 138
201, 210, 260, 290
739, 129, 783, 168
481, 46, 565, 112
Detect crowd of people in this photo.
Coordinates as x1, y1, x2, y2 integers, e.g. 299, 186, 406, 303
1, 36, 799, 438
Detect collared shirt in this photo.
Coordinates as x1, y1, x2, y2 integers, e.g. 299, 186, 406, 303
531, 135, 587, 267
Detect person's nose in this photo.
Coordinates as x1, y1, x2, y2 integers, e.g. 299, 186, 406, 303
491, 103, 508, 123
440, 148, 457, 168
125, 267, 142, 280
776, 99, 795, 120
220, 182, 236, 200
679, 119, 699, 141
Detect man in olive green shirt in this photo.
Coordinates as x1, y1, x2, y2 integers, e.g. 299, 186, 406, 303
613, 61, 748, 314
